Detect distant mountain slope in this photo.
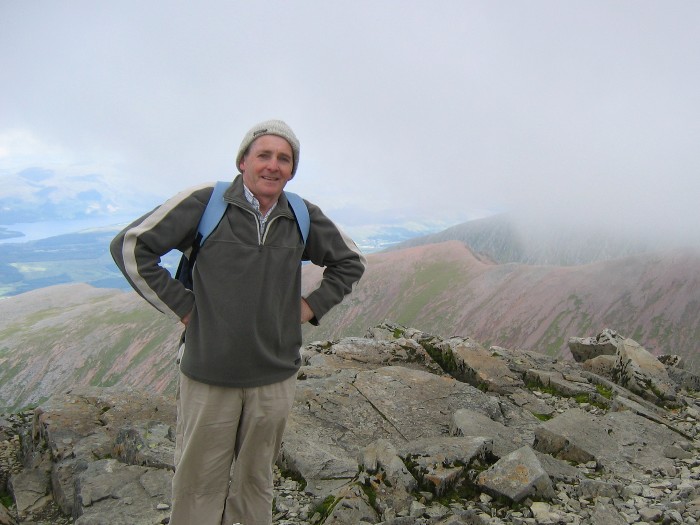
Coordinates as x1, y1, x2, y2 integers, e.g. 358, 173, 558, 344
0, 284, 180, 412
386, 214, 655, 266
303, 241, 700, 373
3, 238, 698, 411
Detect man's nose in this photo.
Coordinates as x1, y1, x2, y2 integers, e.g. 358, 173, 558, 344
267, 156, 280, 171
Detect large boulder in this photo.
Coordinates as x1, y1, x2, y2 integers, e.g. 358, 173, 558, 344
612, 338, 677, 405
568, 328, 623, 363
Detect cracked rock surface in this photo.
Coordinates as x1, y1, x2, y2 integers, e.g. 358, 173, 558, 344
1, 323, 699, 524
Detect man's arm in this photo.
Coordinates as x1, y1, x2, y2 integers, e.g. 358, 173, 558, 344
301, 202, 367, 325
110, 184, 213, 320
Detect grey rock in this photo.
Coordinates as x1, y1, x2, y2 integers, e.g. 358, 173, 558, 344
476, 446, 554, 503
588, 500, 628, 525
323, 484, 378, 525
568, 328, 623, 362
442, 339, 524, 394
533, 407, 690, 478
525, 368, 597, 398
581, 354, 617, 379
612, 338, 678, 405
114, 421, 175, 469
667, 365, 700, 391
399, 436, 492, 496
2, 323, 700, 525
73, 458, 172, 524
0, 503, 17, 525
450, 408, 534, 458
7, 466, 49, 516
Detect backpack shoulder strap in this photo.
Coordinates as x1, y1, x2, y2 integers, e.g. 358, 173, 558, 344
284, 191, 310, 245
198, 181, 229, 245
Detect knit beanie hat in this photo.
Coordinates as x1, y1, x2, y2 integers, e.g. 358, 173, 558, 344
236, 119, 300, 176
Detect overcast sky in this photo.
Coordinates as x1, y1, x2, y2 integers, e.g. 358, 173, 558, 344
1, 1, 699, 243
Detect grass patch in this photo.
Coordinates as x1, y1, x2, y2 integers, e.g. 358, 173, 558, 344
360, 481, 377, 508
595, 383, 613, 399
525, 380, 559, 397
526, 380, 610, 411
312, 495, 340, 521
395, 261, 464, 326
0, 491, 13, 509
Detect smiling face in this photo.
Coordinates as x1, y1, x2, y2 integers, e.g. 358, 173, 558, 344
239, 134, 294, 209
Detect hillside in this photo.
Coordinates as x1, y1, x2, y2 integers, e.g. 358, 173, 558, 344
303, 241, 700, 373
2, 238, 699, 412
0, 284, 180, 412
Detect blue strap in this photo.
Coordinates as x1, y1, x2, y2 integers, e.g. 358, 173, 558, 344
199, 182, 309, 246
198, 181, 229, 244
285, 191, 310, 245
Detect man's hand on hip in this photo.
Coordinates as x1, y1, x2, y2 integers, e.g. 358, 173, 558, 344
301, 298, 315, 324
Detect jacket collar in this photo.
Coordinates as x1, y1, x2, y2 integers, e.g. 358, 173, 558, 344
224, 175, 295, 220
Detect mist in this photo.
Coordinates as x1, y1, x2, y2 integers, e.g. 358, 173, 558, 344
1, 1, 699, 248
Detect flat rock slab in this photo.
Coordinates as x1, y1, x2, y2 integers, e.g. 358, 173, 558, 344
74, 458, 172, 525
283, 366, 504, 491
450, 408, 533, 458
533, 407, 690, 478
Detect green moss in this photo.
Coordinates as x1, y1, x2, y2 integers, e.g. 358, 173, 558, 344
574, 393, 590, 404
525, 380, 559, 397
595, 383, 613, 399
312, 495, 340, 520
1, 491, 13, 509
420, 341, 460, 377
360, 481, 377, 508
533, 413, 553, 421
527, 380, 609, 411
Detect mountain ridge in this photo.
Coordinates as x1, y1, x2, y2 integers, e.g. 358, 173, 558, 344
385, 213, 668, 266
303, 240, 700, 372
1, 221, 699, 412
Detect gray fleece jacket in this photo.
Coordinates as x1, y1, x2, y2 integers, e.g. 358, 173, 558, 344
110, 175, 366, 388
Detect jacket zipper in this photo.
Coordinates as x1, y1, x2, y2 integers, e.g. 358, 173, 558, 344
236, 202, 291, 247
262, 216, 285, 245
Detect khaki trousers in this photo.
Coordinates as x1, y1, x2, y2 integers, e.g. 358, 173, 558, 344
170, 371, 297, 525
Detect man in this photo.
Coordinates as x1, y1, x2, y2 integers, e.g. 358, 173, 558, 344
110, 119, 366, 525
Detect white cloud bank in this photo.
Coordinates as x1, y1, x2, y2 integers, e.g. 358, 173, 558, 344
1, 1, 699, 244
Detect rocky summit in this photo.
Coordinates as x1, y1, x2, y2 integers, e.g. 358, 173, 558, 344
1, 323, 699, 525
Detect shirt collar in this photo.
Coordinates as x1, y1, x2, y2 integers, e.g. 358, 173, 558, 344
243, 183, 277, 219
